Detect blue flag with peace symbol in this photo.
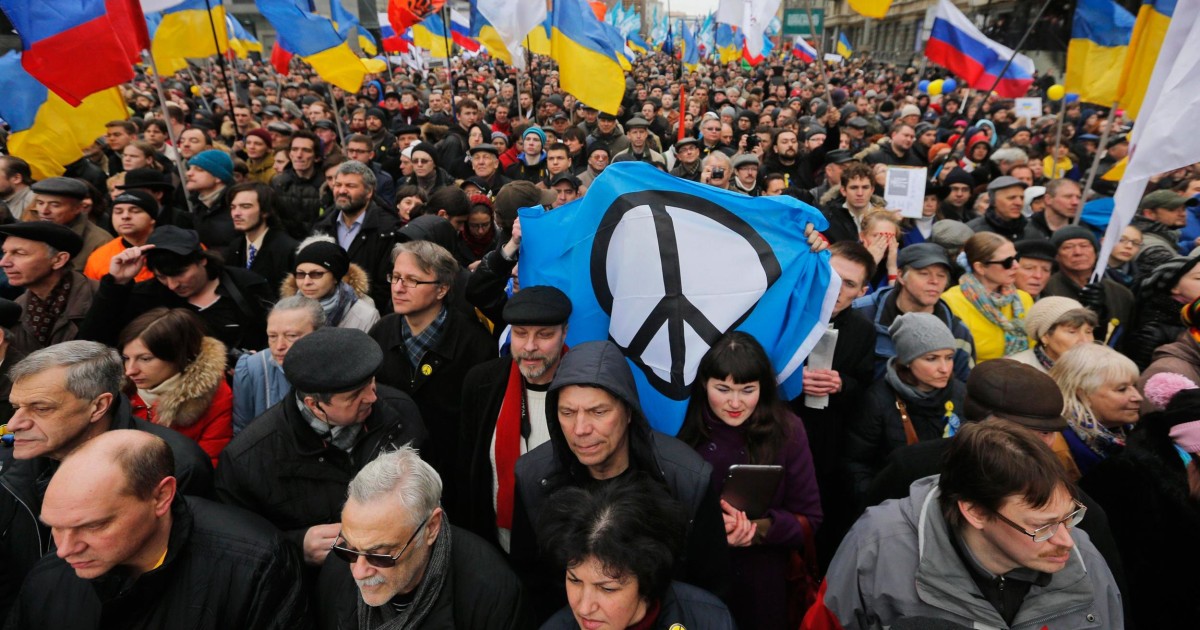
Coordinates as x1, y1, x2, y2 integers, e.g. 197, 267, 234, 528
519, 162, 838, 436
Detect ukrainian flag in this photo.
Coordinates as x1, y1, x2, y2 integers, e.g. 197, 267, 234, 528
1118, 0, 1176, 119
837, 33, 853, 57
412, 12, 452, 58
682, 23, 700, 71
329, 0, 376, 56
1065, 0, 1134, 106
226, 15, 262, 58
471, 6, 512, 64
628, 33, 651, 56
256, 0, 368, 92
550, 0, 626, 115
148, 0, 230, 76
0, 50, 128, 180
715, 23, 740, 63
527, 17, 552, 56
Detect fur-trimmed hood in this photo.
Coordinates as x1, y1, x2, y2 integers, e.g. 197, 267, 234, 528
280, 262, 371, 299
132, 336, 227, 428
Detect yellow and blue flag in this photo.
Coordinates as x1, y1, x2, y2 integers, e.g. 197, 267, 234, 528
147, 0, 230, 76
527, 16, 553, 56
550, 0, 626, 114
1118, 0, 1176, 118
837, 32, 853, 57
329, 0, 376, 56
681, 23, 700, 70
0, 50, 128, 180
255, 0, 367, 91
470, 7, 512, 64
412, 12, 452, 57
225, 15, 262, 58
627, 33, 651, 56
1065, 0, 1134, 106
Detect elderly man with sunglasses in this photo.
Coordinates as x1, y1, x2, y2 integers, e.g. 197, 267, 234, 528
316, 446, 531, 630
807, 420, 1123, 629
215, 327, 427, 571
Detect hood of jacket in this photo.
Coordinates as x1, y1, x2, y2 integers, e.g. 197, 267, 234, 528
133, 337, 227, 428
280, 262, 371, 300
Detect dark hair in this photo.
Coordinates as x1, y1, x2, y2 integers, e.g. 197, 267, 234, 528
546, 142, 570, 155
829, 240, 877, 285
118, 307, 206, 373
841, 162, 874, 185
561, 127, 586, 144
225, 181, 277, 223
106, 120, 137, 134
0, 156, 32, 184
290, 129, 324, 159
458, 98, 480, 112
144, 119, 170, 135
938, 419, 1076, 530
115, 433, 175, 500
679, 331, 790, 465
536, 475, 688, 604
427, 185, 471, 218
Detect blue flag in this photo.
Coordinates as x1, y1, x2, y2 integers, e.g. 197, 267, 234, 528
519, 163, 837, 435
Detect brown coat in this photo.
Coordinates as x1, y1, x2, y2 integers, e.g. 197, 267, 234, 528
1138, 332, 1200, 414
10, 271, 98, 356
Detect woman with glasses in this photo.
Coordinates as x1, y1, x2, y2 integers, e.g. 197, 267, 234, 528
1051, 343, 1143, 477
941, 232, 1033, 362
1008, 297, 1098, 374
281, 236, 379, 333
402, 141, 455, 197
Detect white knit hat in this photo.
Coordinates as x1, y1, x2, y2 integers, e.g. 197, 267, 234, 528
1023, 296, 1085, 341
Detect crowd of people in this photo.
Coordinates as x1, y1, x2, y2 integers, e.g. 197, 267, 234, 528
0, 42, 1197, 630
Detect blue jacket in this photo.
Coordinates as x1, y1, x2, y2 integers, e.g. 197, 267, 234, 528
852, 286, 976, 383
232, 350, 291, 435
1178, 195, 1200, 254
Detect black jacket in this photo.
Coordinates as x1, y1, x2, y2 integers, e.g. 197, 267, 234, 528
0, 395, 212, 619
453, 356, 518, 546
966, 208, 1044, 243
5, 496, 311, 630
316, 524, 533, 630
271, 167, 325, 237
369, 309, 495, 482
189, 189, 237, 249
224, 227, 299, 300
312, 205, 401, 314
78, 266, 273, 352
542, 581, 735, 630
509, 342, 729, 621
214, 385, 427, 550
819, 198, 861, 244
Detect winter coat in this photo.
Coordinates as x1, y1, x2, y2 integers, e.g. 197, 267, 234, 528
1138, 332, 1200, 414
453, 356, 521, 548
6, 496, 311, 630
941, 285, 1033, 362
129, 337, 233, 467
1131, 215, 1181, 272
1041, 273, 1133, 337
852, 286, 976, 383
271, 167, 325, 236
224, 228, 299, 301
311, 205, 401, 314
316, 524, 533, 630
214, 384, 427, 551
189, 189, 239, 250
542, 581, 735, 630
510, 341, 730, 622
232, 348, 289, 435
67, 212, 114, 273
84, 237, 155, 283
10, 271, 97, 357
369, 308, 495, 481
805, 477, 1124, 630
0, 395, 213, 620
966, 208, 1045, 243
279, 263, 380, 333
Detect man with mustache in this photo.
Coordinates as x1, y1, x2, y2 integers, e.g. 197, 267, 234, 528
453, 286, 572, 552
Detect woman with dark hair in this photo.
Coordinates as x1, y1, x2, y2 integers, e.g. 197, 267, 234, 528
279, 235, 379, 332
395, 184, 427, 225
1081, 371, 1200, 627
457, 195, 499, 267
678, 331, 821, 630
119, 307, 233, 466
538, 477, 736, 630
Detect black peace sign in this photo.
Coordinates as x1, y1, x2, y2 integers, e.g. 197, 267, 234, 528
590, 190, 782, 400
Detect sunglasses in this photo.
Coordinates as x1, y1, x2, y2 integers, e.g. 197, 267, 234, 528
329, 513, 431, 568
983, 256, 1018, 269
294, 270, 328, 280
411, 158, 433, 165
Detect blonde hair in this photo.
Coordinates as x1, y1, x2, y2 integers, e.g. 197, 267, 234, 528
1049, 344, 1138, 425
859, 209, 901, 236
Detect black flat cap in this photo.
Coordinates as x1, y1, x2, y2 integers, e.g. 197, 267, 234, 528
1015, 238, 1057, 262
963, 359, 1068, 431
30, 177, 88, 199
597, 111, 617, 121
550, 173, 581, 189
897, 243, 951, 270
394, 124, 422, 136
313, 120, 336, 131
503, 285, 572, 325
284, 327, 383, 394
0, 299, 20, 330
674, 137, 699, 150
146, 225, 201, 256
0, 222, 84, 258
468, 143, 500, 157
825, 149, 854, 165
118, 168, 174, 192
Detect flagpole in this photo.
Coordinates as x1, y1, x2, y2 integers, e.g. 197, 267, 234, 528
1051, 98, 1067, 167
442, 5, 456, 119
976, 0, 1053, 104
1074, 102, 1119, 225
185, 66, 213, 112
202, 0, 243, 139
804, 0, 831, 97
143, 51, 197, 215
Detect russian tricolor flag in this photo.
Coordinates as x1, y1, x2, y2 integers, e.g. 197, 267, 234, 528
925, 0, 1035, 97
792, 37, 817, 63
449, 8, 481, 52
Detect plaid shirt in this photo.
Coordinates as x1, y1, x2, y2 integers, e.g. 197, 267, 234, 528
401, 306, 448, 368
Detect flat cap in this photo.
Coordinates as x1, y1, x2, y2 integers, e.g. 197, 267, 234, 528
284, 327, 383, 394
1015, 238, 1057, 262
624, 116, 651, 129
825, 149, 854, 165
597, 111, 617, 121
313, 119, 336, 131
468, 143, 500, 157
731, 154, 760, 169
986, 175, 1027, 193
930, 220, 974, 250
962, 359, 1068, 431
674, 137, 699, 150
897, 243, 951, 270
503, 285, 572, 326
550, 173, 582, 189
1140, 189, 1199, 211
846, 117, 869, 129
0, 222, 83, 258
118, 168, 174, 192
31, 177, 88, 199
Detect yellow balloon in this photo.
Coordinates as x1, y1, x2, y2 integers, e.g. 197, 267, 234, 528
1047, 84, 1065, 101
190, 85, 201, 96
928, 79, 944, 96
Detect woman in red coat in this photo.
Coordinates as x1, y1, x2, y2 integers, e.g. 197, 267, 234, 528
119, 307, 233, 466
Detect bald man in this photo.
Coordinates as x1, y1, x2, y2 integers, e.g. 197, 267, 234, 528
7, 431, 312, 629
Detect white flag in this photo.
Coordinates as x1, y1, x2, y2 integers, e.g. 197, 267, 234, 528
1094, 0, 1200, 278
477, 0, 547, 65
740, 0, 782, 58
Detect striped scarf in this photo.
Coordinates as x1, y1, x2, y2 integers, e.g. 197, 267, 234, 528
958, 271, 1029, 356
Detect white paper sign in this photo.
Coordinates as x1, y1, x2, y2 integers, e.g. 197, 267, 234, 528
884, 166, 928, 219
823, 53, 843, 64
804, 327, 839, 409
1014, 97, 1042, 122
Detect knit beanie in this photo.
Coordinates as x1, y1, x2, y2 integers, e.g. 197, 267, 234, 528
1050, 225, 1099, 252
411, 141, 438, 167
295, 236, 350, 280
522, 126, 546, 147
244, 128, 273, 147
111, 190, 160, 220
188, 150, 234, 185
1022, 296, 1085, 341
889, 312, 957, 365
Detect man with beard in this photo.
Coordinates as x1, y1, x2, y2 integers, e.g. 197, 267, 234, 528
453, 287, 572, 551
224, 182, 298, 296
271, 131, 325, 236
312, 161, 399, 313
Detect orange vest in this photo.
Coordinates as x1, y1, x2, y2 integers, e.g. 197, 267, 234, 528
84, 237, 154, 283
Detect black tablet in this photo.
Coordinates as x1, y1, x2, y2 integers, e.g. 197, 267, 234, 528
721, 464, 784, 519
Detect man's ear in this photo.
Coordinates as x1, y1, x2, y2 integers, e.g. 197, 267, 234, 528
958, 499, 989, 531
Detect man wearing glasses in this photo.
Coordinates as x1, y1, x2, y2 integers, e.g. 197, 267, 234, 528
810, 418, 1123, 629
317, 446, 530, 629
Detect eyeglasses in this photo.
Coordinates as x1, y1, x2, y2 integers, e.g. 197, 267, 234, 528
1118, 237, 1143, 247
983, 256, 1018, 269
387, 273, 440, 288
411, 158, 433, 165
330, 513, 431, 568
993, 499, 1087, 543
294, 270, 328, 280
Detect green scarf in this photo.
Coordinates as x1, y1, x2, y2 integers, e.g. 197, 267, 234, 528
958, 271, 1030, 356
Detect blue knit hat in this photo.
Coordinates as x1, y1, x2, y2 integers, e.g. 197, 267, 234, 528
188, 149, 234, 185
522, 126, 546, 147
